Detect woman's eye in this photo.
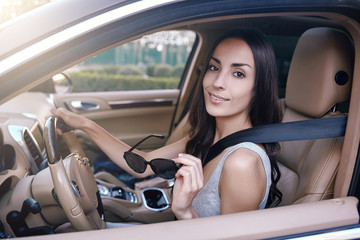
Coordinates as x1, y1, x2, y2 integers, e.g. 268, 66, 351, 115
234, 71, 245, 78
208, 65, 219, 71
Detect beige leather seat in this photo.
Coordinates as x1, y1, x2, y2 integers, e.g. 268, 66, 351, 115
276, 27, 353, 206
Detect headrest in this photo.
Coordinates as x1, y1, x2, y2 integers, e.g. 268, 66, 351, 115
285, 27, 353, 118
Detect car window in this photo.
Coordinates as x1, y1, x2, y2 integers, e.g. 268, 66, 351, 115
54, 30, 197, 93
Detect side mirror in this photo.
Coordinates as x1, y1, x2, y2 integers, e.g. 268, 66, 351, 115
52, 73, 73, 94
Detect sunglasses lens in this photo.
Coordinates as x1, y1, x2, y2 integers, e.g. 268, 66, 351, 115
123, 152, 147, 173
150, 159, 178, 179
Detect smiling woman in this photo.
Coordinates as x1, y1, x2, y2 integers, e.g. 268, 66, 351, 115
179, 29, 282, 218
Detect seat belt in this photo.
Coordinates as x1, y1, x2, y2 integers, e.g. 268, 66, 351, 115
203, 115, 347, 166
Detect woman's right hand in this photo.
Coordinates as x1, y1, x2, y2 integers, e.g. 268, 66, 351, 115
50, 107, 89, 131
171, 153, 204, 220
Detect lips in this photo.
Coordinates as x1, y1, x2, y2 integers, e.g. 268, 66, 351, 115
209, 93, 229, 102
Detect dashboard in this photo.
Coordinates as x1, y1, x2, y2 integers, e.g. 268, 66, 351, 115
0, 91, 177, 233
0, 92, 53, 197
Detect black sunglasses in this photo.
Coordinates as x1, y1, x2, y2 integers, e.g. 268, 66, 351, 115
123, 134, 181, 179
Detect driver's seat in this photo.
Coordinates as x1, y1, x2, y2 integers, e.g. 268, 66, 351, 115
275, 27, 353, 206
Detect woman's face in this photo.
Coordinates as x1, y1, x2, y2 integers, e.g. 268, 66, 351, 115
203, 38, 256, 121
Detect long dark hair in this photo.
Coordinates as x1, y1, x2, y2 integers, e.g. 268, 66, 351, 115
185, 28, 283, 207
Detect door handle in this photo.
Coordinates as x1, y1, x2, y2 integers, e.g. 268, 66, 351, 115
70, 100, 99, 111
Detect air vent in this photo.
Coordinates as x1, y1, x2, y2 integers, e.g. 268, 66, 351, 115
23, 129, 43, 167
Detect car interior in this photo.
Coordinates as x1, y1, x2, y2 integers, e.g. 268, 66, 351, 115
0, 6, 359, 239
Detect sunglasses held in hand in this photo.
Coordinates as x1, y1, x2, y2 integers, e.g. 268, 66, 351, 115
123, 134, 182, 179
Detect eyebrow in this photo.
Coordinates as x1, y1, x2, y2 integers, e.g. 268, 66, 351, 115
211, 56, 252, 69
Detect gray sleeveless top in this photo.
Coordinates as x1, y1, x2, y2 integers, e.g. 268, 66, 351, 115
192, 142, 271, 217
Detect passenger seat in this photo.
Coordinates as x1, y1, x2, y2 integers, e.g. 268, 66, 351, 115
276, 27, 353, 206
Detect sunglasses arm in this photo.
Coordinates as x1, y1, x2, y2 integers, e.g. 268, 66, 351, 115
128, 134, 165, 152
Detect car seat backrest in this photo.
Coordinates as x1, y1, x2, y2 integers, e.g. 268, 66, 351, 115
276, 27, 353, 206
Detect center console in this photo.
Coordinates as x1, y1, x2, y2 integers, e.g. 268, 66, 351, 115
98, 185, 138, 203
95, 172, 175, 223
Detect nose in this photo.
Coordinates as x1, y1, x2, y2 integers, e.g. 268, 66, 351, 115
213, 71, 226, 90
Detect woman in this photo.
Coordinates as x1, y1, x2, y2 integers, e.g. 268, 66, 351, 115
52, 28, 282, 220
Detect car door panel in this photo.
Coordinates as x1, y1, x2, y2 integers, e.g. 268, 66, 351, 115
52, 89, 179, 150
19, 197, 360, 240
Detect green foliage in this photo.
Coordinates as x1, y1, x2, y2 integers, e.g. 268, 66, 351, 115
147, 65, 156, 77
98, 66, 119, 75
67, 64, 184, 92
147, 64, 185, 78
153, 64, 173, 77
85, 65, 144, 76
67, 64, 185, 92
69, 70, 179, 92
118, 65, 144, 76
172, 64, 185, 78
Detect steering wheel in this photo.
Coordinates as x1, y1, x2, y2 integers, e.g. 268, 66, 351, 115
44, 116, 104, 231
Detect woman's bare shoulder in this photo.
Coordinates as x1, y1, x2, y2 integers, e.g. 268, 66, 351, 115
224, 146, 263, 171
219, 146, 267, 213
221, 146, 266, 191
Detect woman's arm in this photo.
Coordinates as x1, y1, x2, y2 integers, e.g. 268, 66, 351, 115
51, 107, 187, 178
219, 148, 267, 214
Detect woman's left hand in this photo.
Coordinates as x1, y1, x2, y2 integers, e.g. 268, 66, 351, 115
171, 153, 204, 219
